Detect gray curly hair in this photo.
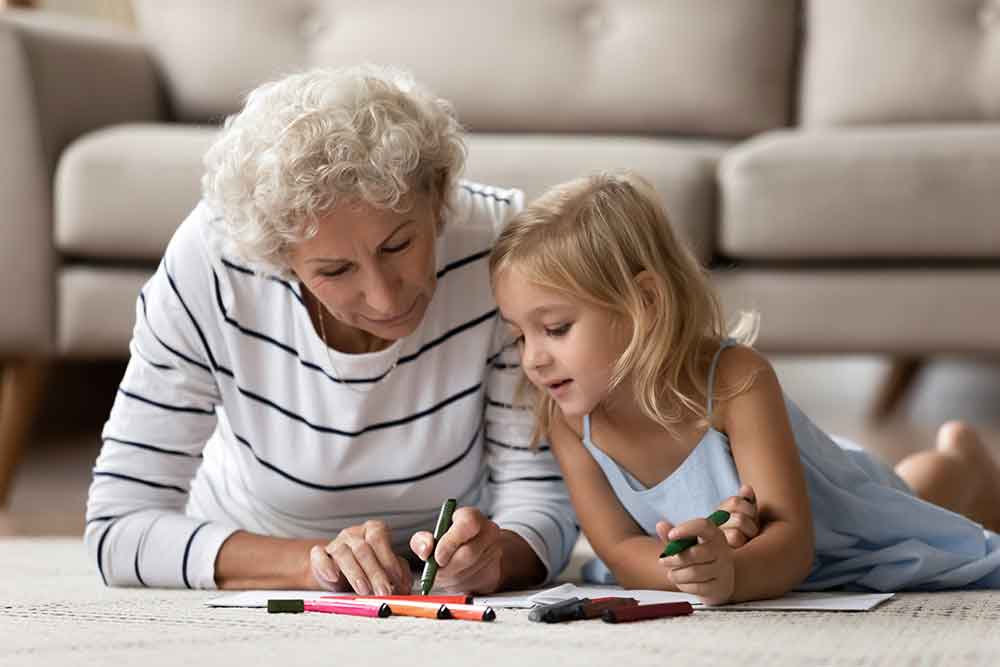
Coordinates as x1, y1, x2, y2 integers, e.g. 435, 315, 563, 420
201, 65, 467, 277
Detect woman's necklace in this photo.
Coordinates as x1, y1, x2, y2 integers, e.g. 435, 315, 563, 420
313, 295, 401, 393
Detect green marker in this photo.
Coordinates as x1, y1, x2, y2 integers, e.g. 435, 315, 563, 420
420, 498, 457, 595
660, 509, 730, 557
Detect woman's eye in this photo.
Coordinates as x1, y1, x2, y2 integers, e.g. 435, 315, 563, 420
321, 266, 351, 278
382, 239, 411, 254
546, 323, 571, 337
505, 331, 524, 347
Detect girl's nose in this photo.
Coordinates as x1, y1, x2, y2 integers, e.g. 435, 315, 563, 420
523, 338, 551, 370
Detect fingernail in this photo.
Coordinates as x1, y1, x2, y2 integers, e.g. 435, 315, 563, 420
376, 584, 391, 597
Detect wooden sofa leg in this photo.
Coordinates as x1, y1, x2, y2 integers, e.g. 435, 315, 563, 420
869, 357, 923, 423
0, 360, 49, 507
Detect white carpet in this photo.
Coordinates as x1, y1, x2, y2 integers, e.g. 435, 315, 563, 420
3, 539, 1000, 666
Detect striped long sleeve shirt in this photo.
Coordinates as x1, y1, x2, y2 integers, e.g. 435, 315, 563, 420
84, 181, 577, 589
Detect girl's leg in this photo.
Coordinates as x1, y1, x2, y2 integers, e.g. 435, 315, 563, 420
894, 421, 1000, 533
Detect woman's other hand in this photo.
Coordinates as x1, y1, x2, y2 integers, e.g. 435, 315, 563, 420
309, 520, 413, 595
655, 515, 736, 606
716, 484, 759, 548
409, 506, 507, 594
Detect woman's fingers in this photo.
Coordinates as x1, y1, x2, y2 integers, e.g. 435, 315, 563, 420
309, 544, 343, 590
363, 520, 407, 593
323, 520, 406, 596
432, 507, 488, 570
410, 530, 434, 560
411, 507, 504, 593
329, 540, 375, 595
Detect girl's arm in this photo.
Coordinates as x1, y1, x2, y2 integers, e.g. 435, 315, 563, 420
549, 345, 813, 602
548, 413, 685, 590
714, 346, 815, 602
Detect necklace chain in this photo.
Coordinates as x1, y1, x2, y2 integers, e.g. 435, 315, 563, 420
314, 296, 400, 394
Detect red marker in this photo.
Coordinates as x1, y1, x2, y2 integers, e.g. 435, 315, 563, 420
601, 601, 694, 623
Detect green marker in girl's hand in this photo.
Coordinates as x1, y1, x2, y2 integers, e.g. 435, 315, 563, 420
660, 510, 731, 557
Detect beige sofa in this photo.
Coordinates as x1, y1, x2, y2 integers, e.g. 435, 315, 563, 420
2, 0, 1000, 503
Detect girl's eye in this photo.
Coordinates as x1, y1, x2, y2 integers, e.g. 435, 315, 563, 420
546, 323, 571, 337
382, 239, 411, 254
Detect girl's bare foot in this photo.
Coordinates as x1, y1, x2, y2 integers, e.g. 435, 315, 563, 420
935, 421, 1000, 533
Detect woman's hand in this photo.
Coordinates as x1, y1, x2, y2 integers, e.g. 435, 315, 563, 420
409, 507, 507, 594
655, 516, 736, 606
716, 484, 759, 548
308, 520, 413, 596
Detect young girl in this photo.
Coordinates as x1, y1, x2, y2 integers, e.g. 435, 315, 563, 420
489, 170, 1000, 605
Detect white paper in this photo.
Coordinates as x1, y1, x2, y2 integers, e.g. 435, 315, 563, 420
207, 584, 892, 611
206, 590, 359, 607
721, 591, 894, 612
519, 583, 893, 612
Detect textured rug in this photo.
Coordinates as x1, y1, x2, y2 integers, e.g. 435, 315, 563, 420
2, 538, 1000, 666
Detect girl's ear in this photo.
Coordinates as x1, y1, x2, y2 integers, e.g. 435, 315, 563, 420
634, 269, 661, 308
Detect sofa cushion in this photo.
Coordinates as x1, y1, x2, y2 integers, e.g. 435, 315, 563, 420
57, 266, 151, 358
802, 0, 1000, 126
55, 125, 725, 265
55, 124, 216, 261
134, 0, 797, 137
715, 269, 1000, 354
467, 134, 726, 264
719, 126, 1000, 260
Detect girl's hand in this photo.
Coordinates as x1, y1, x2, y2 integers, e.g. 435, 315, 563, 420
309, 520, 414, 596
656, 517, 735, 606
716, 484, 759, 548
409, 507, 505, 594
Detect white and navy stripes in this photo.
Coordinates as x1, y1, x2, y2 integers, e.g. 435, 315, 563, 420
84, 182, 578, 589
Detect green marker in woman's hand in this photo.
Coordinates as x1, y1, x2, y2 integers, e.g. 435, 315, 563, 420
660, 510, 730, 557
420, 498, 457, 595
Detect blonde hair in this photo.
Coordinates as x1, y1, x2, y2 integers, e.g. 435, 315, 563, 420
202, 65, 467, 278
489, 170, 758, 446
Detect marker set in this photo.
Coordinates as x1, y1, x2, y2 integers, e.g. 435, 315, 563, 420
528, 596, 694, 624
268, 595, 495, 622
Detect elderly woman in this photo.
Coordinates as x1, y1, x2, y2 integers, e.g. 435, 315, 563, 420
83, 65, 577, 594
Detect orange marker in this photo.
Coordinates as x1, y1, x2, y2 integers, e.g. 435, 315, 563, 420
443, 603, 496, 622
384, 600, 449, 619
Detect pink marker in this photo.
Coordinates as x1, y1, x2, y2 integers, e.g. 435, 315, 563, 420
267, 599, 391, 618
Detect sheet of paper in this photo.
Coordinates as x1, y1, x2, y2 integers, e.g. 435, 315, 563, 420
519, 583, 893, 612
206, 584, 893, 612
206, 590, 352, 607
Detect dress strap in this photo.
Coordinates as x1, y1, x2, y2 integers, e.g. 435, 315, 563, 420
706, 338, 738, 416
583, 413, 592, 442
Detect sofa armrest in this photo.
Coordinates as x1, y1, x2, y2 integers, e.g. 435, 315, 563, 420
0, 10, 163, 355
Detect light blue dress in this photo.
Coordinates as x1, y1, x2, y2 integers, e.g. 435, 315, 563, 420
580, 339, 1000, 591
